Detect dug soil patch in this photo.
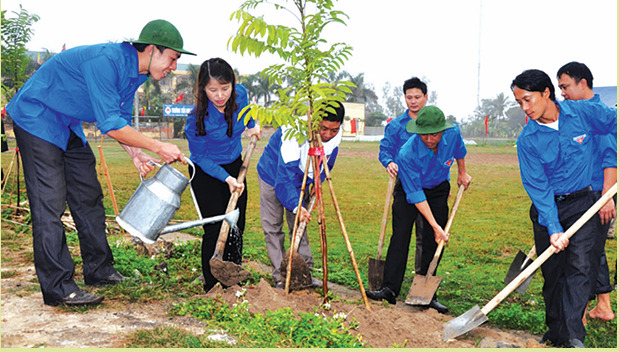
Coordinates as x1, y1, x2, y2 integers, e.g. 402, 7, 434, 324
1, 259, 542, 348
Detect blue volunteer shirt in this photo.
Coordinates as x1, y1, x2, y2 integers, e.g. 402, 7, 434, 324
588, 94, 618, 191
379, 110, 414, 168
257, 126, 341, 211
185, 83, 255, 182
517, 99, 617, 236
396, 124, 467, 204
6, 42, 147, 150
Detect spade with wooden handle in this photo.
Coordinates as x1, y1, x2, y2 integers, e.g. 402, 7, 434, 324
443, 184, 617, 341
209, 135, 258, 286
406, 184, 465, 306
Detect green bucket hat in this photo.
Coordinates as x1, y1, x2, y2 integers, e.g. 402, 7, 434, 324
131, 19, 196, 56
406, 106, 454, 134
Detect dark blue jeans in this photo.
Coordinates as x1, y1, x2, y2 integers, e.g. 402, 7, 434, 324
530, 191, 605, 345
14, 124, 116, 305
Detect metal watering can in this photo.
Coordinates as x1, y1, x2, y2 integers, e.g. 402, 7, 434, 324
116, 158, 239, 244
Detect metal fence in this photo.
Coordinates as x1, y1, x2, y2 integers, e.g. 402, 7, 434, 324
2, 116, 188, 142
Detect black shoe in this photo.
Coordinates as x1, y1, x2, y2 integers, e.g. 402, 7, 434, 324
427, 299, 448, 314
565, 339, 584, 348
88, 271, 127, 286
366, 287, 396, 305
59, 289, 104, 306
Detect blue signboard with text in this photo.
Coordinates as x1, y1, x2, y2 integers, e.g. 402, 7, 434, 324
163, 104, 195, 117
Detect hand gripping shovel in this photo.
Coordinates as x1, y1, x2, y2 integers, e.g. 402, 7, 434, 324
368, 175, 396, 291
209, 135, 258, 286
503, 245, 536, 294
281, 194, 317, 291
443, 184, 617, 341
406, 184, 465, 306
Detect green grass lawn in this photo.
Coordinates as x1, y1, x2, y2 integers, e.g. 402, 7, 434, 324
1, 137, 616, 348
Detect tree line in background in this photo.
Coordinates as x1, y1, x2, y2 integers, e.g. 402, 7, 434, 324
2, 5, 525, 140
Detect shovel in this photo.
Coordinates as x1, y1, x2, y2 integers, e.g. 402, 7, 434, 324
368, 175, 396, 291
443, 184, 617, 341
503, 245, 536, 294
209, 135, 258, 286
406, 184, 465, 306
281, 194, 317, 291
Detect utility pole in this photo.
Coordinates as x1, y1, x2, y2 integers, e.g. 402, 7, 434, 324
133, 90, 140, 131
476, 0, 482, 108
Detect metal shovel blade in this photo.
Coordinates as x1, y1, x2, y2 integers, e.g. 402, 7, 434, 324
280, 250, 313, 290
443, 305, 488, 341
504, 250, 535, 294
513, 271, 535, 295
405, 274, 443, 306
368, 257, 385, 291
209, 258, 251, 287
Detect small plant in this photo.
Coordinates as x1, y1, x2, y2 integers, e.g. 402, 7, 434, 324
170, 296, 365, 348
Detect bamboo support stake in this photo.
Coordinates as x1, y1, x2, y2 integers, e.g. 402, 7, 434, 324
98, 136, 119, 215
309, 128, 330, 299
315, 136, 371, 310
1, 148, 17, 194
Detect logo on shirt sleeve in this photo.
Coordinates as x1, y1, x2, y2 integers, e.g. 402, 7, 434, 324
572, 134, 586, 144
444, 158, 454, 167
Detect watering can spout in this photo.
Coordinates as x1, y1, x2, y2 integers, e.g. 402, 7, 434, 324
224, 208, 240, 228
158, 208, 240, 236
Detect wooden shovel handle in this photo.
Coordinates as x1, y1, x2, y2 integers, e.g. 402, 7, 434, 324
376, 176, 396, 259
481, 183, 617, 315
212, 135, 258, 259
292, 194, 317, 252
426, 184, 466, 276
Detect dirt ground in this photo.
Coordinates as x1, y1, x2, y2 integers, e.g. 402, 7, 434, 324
1, 234, 543, 349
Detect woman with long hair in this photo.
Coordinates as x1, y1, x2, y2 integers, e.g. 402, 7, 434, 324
185, 57, 261, 292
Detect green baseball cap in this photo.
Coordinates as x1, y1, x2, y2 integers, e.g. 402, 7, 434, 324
131, 19, 196, 56
406, 106, 454, 134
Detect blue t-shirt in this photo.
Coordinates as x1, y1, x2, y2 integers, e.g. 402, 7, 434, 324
588, 94, 618, 191
516, 99, 617, 236
379, 110, 414, 168
6, 42, 147, 150
396, 124, 467, 204
185, 83, 255, 182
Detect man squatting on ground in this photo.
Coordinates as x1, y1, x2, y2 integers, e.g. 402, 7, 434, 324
511, 69, 616, 348
256, 102, 345, 289
5, 20, 194, 307
378, 77, 429, 274
556, 61, 617, 323
367, 106, 472, 313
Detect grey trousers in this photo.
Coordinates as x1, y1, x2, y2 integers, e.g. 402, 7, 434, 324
258, 176, 313, 283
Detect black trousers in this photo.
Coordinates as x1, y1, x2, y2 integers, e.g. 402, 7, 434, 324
531, 190, 605, 345
189, 156, 247, 292
14, 124, 116, 305
592, 192, 615, 296
383, 180, 450, 295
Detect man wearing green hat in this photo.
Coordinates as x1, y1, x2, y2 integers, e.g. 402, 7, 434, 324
5, 19, 195, 307
367, 106, 472, 312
